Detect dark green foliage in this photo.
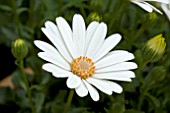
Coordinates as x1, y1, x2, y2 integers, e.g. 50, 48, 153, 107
0, 0, 170, 113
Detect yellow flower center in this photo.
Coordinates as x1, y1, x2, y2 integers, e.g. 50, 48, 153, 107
71, 56, 95, 79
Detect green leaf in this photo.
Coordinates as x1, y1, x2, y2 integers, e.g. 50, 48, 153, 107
17, 7, 28, 15
0, 24, 18, 40
145, 66, 166, 85
123, 79, 140, 92
125, 109, 144, 113
145, 93, 160, 107
0, 4, 12, 12
34, 93, 45, 113
16, 0, 23, 7
105, 95, 125, 113
11, 69, 26, 91
69, 107, 89, 113
134, 49, 143, 67
0, 87, 13, 104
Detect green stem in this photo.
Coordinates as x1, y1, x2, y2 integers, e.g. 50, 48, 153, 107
28, 0, 35, 43
12, 0, 22, 37
18, 60, 35, 113
63, 89, 74, 113
109, 0, 127, 29
138, 93, 144, 110
29, 0, 34, 28
136, 60, 148, 76
126, 25, 145, 49
136, 60, 148, 110
138, 89, 148, 110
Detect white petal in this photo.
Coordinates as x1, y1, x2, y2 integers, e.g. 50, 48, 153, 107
73, 14, 86, 56
83, 79, 99, 101
161, 4, 170, 20
56, 17, 77, 58
86, 23, 107, 59
52, 73, 71, 78
143, 2, 162, 14
66, 75, 81, 89
144, 0, 169, 4
95, 51, 135, 69
34, 40, 58, 54
75, 81, 88, 97
41, 28, 72, 63
86, 78, 112, 95
44, 21, 63, 42
42, 63, 71, 78
107, 50, 129, 55
43, 21, 73, 62
38, 52, 71, 71
106, 81, 123, 94
84, 22, 99, 55
132, 1, 153, 12
93, 33, 122, 62
95, 62, 138, 73
92, 71, 135, 82
42, 63, 68, 73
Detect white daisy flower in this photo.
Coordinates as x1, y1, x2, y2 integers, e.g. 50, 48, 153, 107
161, 0, 170, 21
34, 14, 137, 101
131, 0, 169, 14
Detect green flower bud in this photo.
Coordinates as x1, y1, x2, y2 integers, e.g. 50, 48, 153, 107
87, 12, 102, 23
142, 34, 166, 63
142, 66, 166, 90
142, 12, 157, 27
11, 38, 28, 60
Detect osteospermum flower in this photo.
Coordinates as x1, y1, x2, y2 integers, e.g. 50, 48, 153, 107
34, 14, 137, 101
161, 0, 170, 21
131, 0, 169, 14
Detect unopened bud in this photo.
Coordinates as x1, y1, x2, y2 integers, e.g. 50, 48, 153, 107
87, 12, 102, 22
143, 12, 157, 26
12, 38, 28, 60
142, 34, 166, 62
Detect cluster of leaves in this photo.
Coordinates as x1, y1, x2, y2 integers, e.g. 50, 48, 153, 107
0, 0, 170, 113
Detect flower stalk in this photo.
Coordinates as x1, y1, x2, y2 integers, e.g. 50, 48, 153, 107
12, 39, 35, 113
11, 0, 22, 38
63, 89, 74, 113
18, 60, 35, 113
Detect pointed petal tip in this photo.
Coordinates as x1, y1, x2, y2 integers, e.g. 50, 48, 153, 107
128, 71, 136, 78
100, 22, 107, 28
41, 27, 47, 35
112, 33, 122, 43
116, 86, 123, 94
93, 96, 100, 101
75, 82, 88, 97
66, 75, 81, 89
134, 63, 138, 69
37, 52, 43, 57
73, 14, 83, 18
42, 63, 52, 72
44, 21, 51, 26
33, 40, 39, 46
55, 17, 64, 24
56, 16, 66, 23
115, 33, 122, 40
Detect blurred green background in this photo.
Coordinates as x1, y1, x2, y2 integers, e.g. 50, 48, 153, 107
0, 0, 170, 113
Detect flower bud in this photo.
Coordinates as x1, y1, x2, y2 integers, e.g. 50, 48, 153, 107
142, 34, 166, 63
87, 12, 102, 23
142, 66, 166, 90
142, 12, 157, 27
11, 38, 28, 60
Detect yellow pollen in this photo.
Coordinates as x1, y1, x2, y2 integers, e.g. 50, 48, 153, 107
71, 56, 95, 79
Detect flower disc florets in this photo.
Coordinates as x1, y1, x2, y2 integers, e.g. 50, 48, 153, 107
71, 56, 95, 79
